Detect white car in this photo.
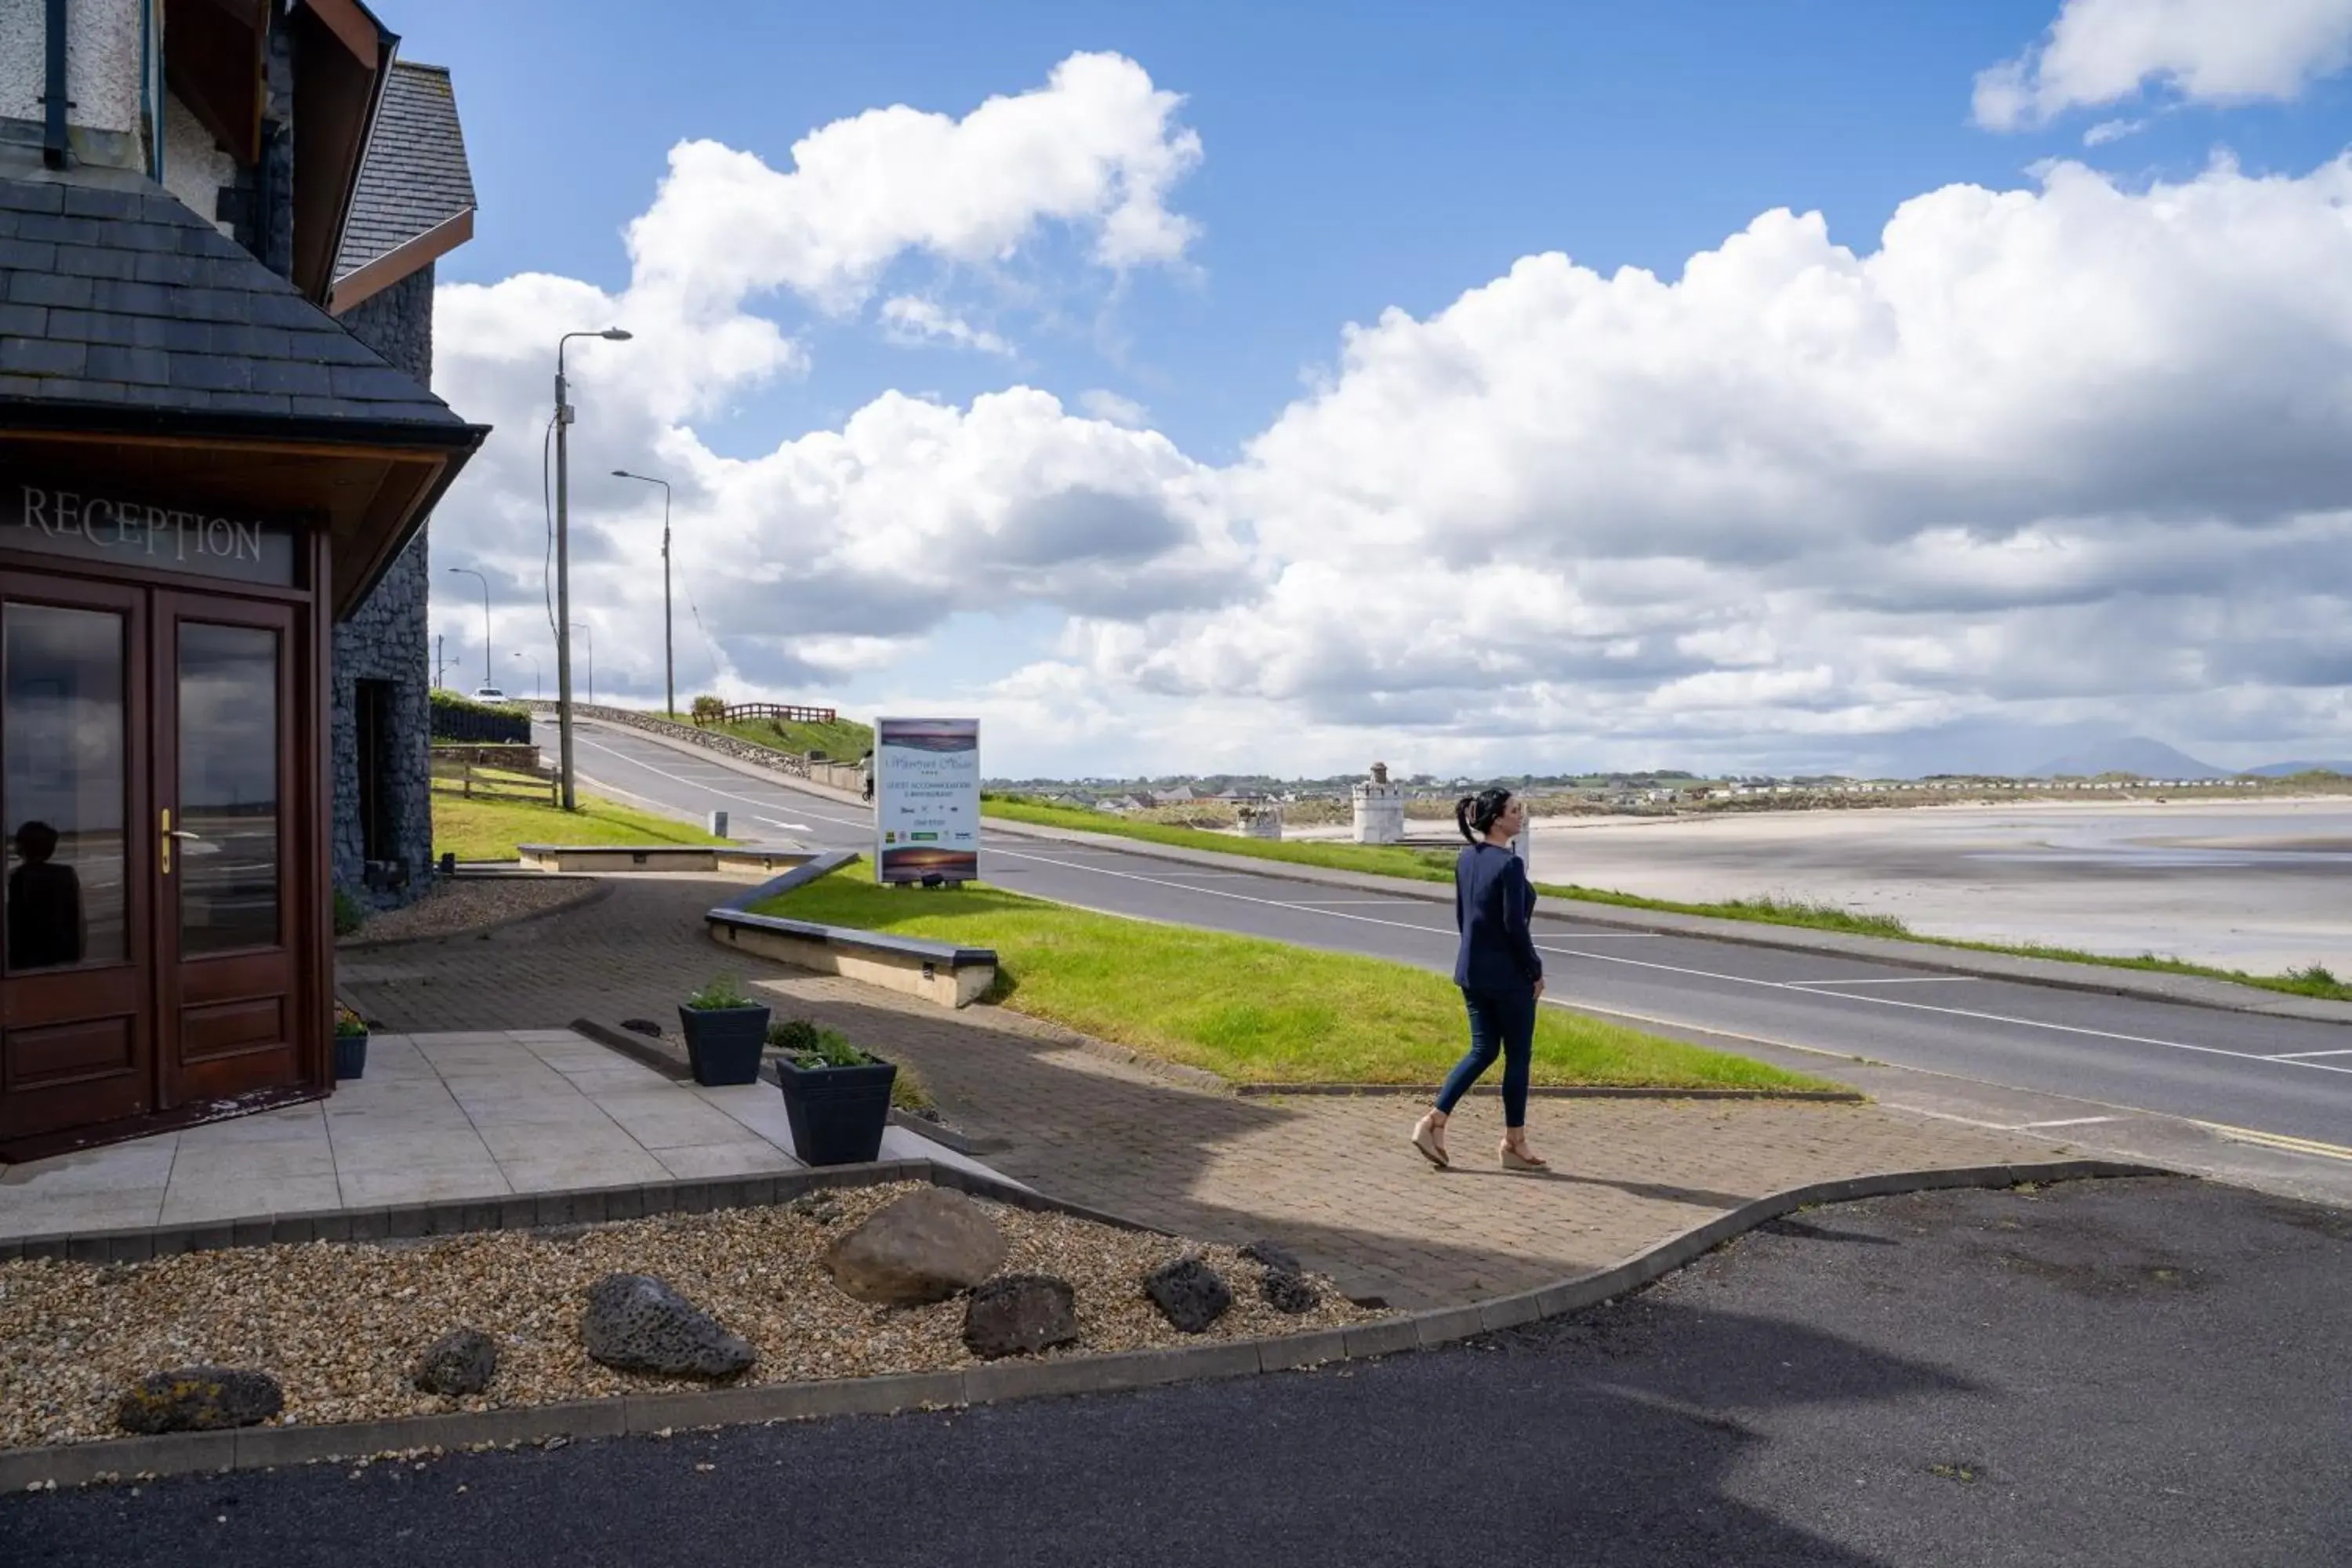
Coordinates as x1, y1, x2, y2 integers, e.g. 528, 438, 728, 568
471, 685, 508, 701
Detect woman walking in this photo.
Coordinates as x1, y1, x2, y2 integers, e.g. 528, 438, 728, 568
1412, 786, 1548, 1171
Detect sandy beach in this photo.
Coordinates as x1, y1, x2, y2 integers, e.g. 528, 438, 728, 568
1299, 797, 2351, 973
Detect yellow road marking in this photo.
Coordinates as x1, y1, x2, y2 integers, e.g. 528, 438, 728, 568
2195, 1122, 2352, 1163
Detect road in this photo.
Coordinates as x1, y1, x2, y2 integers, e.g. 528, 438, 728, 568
6, 1178, 2344, 1566
560, 721, 2352, 1160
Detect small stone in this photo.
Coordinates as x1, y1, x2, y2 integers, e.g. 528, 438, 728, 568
412, 1328, 499, 1396
963, 1275, 1080, 1359
1145, 1257, 1233, 1334
1261, 1270, 1321, 1314
1240, 1240, 1303, 1276
822, 1189, 1008, 1305
116, 1368, 283, 1435
580, 1274, 754, 1379
788, 1193, 841, 1225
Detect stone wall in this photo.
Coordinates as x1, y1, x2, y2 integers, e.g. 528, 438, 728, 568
329, 265, 437, 905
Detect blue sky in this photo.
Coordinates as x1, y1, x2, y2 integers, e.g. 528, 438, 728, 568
406, 1, 2352, 778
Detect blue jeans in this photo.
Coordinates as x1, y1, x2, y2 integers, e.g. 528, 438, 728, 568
1436, 984, 1536, 1128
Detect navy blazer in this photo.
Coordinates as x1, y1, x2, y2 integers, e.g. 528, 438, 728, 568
1454, 841, 1542, 992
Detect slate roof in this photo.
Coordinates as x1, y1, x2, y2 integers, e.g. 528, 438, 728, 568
0, 172, 463, 430
334, 61, 476, 281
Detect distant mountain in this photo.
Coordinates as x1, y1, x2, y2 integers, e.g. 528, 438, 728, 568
2027, 737, 2228, 779
2246, 760, 2352, 778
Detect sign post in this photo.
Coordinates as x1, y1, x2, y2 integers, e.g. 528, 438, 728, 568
872, 717, 980, 885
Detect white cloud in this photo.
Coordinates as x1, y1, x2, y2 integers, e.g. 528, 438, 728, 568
880, 296, 1014, 356
430, 55, 2352, 779
2082, 116, 2147, 145
1040, 157, 2352, 775
1077, 389, 1151, 427
1976, 0, 2352, 129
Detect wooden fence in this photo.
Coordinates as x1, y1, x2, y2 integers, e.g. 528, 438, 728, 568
694, 702, 837, 727
430, 753, 559, 806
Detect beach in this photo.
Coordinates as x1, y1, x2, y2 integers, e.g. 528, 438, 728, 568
1512, 797, 2351, 974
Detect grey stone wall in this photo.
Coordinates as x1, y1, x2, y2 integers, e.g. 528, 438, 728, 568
329, 265, 437, 906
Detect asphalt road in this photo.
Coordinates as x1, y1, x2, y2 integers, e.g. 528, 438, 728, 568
7, 1177, 2344, 1566
560, 722, 2352, 1153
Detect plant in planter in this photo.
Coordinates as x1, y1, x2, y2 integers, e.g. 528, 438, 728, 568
769, 1018, 898, 1166
678, 975, 770, 1087
333, 1004, 369, 1081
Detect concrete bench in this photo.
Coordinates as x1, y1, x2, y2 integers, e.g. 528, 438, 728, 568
703, 909, 996, 1008
702, 850, 996, 1008
516, 845, 820, 876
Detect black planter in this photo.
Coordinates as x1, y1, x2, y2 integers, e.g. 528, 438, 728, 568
677, 1004, 771, 1087
775, 1056, 898, 1166
333, 1032, 368, 1081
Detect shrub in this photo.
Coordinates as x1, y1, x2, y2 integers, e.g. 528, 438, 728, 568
766, 1017, 879, 1068
690, 695, 725, 723
331, 887, 365, 937
334, 1003, 368, 1037
685, 974, 757, 1010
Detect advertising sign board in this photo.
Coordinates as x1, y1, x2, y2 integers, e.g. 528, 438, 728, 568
873, 717, 980, 884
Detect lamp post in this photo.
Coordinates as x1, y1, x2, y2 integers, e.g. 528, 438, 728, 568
510, 652, 542, 699
446, 566, 491, 689
611, 469, 673, 717
569, 622, 596, 706
554, 327, 633, 811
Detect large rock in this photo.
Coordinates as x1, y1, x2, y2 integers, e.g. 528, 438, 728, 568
117, 1367, 283, 1434
1145, 1257, 1233, 1334
823, 1188, 1007, 1306
963, 1275, 1080, 1359
412, 1328, 499, 1396
581, 1274, 755, 1379
1261, 1270, 1322, 1315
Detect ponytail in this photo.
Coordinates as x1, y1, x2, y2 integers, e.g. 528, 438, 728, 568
1456, 786, 1514, 844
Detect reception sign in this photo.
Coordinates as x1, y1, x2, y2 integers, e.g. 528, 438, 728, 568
873, 717, 980, 884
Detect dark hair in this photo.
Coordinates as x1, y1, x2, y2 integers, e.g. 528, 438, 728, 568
1455, 788, 1514, 844
12, 820, 58, 862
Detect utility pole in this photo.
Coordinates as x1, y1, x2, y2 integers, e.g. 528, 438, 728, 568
434, 634, 445, 689
553, 328, 633, 811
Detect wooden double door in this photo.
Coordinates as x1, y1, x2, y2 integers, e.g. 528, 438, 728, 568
0, 570, 317, 1148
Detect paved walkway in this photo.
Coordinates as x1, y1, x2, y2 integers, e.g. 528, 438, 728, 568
0, 1027, 977, 1242
336, 875, 2063, 1308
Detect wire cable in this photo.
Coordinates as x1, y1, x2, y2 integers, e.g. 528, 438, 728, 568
540, 410, 559, 642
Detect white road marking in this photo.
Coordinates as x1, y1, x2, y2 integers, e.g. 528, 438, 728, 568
2267, 1048, 2352, 1061
2016, 1116, 2118, 1129
573, 729, 2352, 1090
758, 817, 812, 833
1785, 976, 1987, 988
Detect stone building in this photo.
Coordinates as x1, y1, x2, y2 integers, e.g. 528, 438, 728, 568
0, 0, 485, 1156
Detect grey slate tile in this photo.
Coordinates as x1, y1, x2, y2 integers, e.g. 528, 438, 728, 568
85, 343, 172, 385
247, 359, 332, 396
0, 238, 55, 270
54, 245, 139, 281
8, 271, 93, 308
63, 185, 144, 220
1, 337, 86, 376
168, 352, 252, 392
0, 302, 45, 336
84, 278, 167, 314
0, 182, 64, 215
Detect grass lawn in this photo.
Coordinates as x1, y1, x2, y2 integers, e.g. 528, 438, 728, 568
431, 785, 731, 861
980, 795, 2352, 1005
700, 715, 875, 764
749, 862, 1838, 1091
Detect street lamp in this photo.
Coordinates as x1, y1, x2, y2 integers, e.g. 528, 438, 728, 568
510, 651, 542, 699
569, 622, 596, 706
446, 566, 490, 689
553, 327, 633, 811
611, 469, 673, 717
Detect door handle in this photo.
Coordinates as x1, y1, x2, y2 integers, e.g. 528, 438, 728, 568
161, 808, 172, 876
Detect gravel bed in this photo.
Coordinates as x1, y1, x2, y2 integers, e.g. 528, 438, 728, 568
0, 1185, 1381, 1450
337, 877, 599, 947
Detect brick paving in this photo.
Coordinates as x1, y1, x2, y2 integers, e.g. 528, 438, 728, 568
339, 875, 2064, 1309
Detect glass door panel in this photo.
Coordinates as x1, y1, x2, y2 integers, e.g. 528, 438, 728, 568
3, 604, 129, 971
175, 622, 281, 955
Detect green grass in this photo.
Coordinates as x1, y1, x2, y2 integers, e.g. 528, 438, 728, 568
697, 715, 875, 763
750, 862, 1837, 1091
431, 786, 731, 861
980, 795, 2352, 1004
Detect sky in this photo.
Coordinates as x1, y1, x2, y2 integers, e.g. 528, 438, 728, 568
394, 0, 2352, 779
